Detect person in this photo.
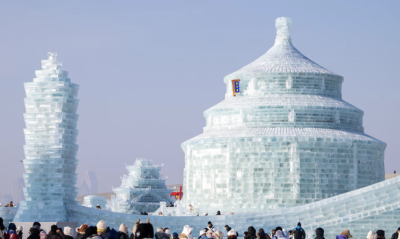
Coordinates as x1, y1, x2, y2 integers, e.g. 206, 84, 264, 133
45, 225, 61, 239
206, 223, 214, 233
367, 231, 377, 239
181, 226, 193, 239
40, 231, 47, 239
377, 230, 385, 239
288, 231, 293, 239
212, 231, 223, 239
293, 223, 305, 239
164, 229, 171, 239
16, 226, 23, 239
205, 231, 212, 239
257, 229, 270, 239
171, 233, 178, 239
198, 230, 207, 239
245, 227, 256, 239
8, 202, 14, 208
169, 203, 174, 207
84, 227, 100, 239
282, 229, 288, 239
97, 220, 117, 239
27, 227, 40, 239
270, 230, 275, 239
227, 230, 237, 239
64, 227, 75, 239
216, 211, 221, 216
96, 205, 101, 210
391, 228, 400, 239
275, 231, 286, 239
155, 228, 168, 239
6, 223, 19, 239
314, 228, 324, 239
76, 224, 88, 239
0, 218, 6, 239
336, 230, 352, 239
118, 224, 128, 239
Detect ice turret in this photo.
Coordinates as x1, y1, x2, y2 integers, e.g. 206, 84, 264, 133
14, 53, 79, 222
182, 17, 386, 212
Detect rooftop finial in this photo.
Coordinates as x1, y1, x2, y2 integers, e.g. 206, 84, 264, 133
275, 17, 292, 45
47, 52, 57, 60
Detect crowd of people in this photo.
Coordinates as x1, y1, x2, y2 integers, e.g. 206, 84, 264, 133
0, 217, 398, 239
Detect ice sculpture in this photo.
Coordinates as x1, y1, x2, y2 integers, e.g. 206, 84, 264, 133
110, 159, 173, 214
181, 17, 386, 212
14, 52, 79, 222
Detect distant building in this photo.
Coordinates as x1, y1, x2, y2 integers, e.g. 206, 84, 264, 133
79, 170, 98, 195
11, 178, 24, 204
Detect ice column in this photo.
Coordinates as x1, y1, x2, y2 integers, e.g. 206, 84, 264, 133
14, 53, 79, 222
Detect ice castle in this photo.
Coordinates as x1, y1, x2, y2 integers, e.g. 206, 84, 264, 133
14, 52, 79, 222
181, 17, 386, 212
5, 17, 400, 239
110, 159, 173, 214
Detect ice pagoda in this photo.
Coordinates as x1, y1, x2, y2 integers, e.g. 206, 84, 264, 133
14, 52, 79, 222
110, 158, 173, 214
181, 17, 386, 212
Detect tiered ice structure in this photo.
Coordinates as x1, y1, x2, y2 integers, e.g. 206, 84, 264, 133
110, 159, 173, 214
14, 52, 79, 222
181, 17, 386, 212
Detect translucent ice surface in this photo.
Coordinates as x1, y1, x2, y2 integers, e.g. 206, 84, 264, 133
110, 159, 173, 214
181, 17, 386, 212
14, 52, 79, 222
68, 176, 400, 239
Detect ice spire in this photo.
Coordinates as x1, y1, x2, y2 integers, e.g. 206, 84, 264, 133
48, 52, 57, 60
274, 17, 292, 45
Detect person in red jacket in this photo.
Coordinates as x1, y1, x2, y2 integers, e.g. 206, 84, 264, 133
6, 223, 19, 239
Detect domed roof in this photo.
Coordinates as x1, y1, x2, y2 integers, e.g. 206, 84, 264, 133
228, 17, 337, 76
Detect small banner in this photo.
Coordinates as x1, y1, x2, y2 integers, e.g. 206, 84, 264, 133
231, 79, 240, 96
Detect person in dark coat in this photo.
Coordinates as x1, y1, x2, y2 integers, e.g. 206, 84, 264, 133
96, 221, 117, 239
84, 227, 99, 239
377, 230, 385, 239
45, 225, 62, 239
245, 227, 256, 239
27, 227, 41, 239
0, 218, 6, 238
118, 224, 128, 239
293, 223, 305, 239
391, 228, 400, 239
314, 228, 324, 239
257, 229, 270, 239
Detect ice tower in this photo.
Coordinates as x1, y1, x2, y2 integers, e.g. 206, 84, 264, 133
181, 17, 386, 212
14, 53, 79, 222
110, 159, 173, 214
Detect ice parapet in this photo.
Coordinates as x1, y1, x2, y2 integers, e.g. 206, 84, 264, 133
68, 176, 400, 239
110, 159, 173, 214
14, 52, 79, 222
83, 195, 108, 209
181, 17, 386, 212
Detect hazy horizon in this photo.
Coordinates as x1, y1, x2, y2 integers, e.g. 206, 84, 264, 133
0, 1, 399, 199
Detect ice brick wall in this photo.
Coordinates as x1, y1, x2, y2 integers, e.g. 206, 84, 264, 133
14, 53, 79, 222
181, 17, 386, 212
68, 176, 400, 239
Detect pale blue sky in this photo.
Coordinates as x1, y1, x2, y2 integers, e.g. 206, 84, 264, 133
0, 1, 399, 195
